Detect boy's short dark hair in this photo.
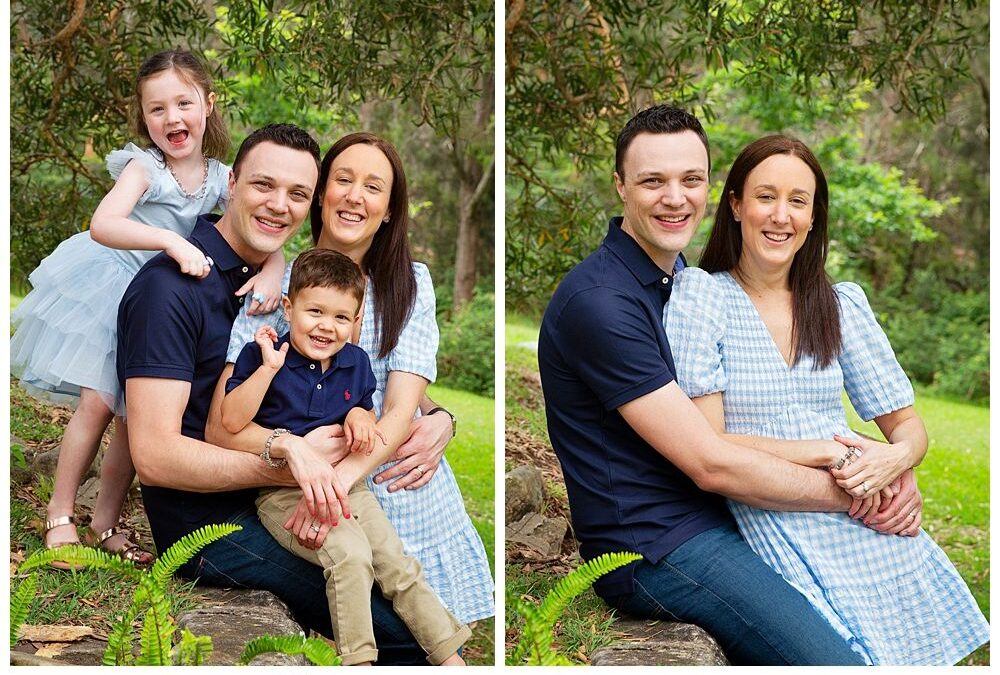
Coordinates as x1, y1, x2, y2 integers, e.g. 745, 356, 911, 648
615, 105, 711, 177
232, 123, 321, 178
288, 248, 365, 311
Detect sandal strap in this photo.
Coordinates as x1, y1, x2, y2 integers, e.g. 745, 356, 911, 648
119, 544, 148, 564
92, 526, 119, 545
45, 515, 76, 531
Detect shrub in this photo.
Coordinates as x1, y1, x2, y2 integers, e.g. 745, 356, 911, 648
437, 292, 494, 397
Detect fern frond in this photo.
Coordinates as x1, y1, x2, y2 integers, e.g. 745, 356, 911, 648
536, 552, 641, 628
240, 634, 341, 666
135, 577, 175, 666
173, 628, 213, 665
150, 523, 242, 588
103, 604, 140, 665
20, 545, 143, 579
10, 573, 38, 648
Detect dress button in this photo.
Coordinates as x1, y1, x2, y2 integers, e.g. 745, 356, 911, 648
316, 384, 322, 390
242, 266, 249, 273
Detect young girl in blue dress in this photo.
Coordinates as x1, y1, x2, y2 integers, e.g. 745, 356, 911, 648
11, 49, 285, 568
665, 135, 989, 664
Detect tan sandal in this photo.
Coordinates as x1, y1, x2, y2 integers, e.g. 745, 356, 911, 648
85, 526, 155, 568
43, 515, 84, 571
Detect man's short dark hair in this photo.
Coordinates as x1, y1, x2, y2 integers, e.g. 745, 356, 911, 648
232, 123, 321, 178
615, 106, 711, 177
288, 248, 365, 311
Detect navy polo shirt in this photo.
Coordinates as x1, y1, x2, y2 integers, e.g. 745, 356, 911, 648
117, 214, 259, 552
226, 335, 376, 436
538, 216, 731, 598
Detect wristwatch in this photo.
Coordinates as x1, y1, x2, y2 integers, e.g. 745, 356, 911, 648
426, 406, 457, 438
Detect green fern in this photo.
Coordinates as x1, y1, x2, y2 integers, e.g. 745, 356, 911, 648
173, 629, 213, 665
103, 603, 140, 666
509, 551, 642, 665
20, 544, 144, 580
10, 572, 38, 648
149, 523, 243, 589
239, 635, 342, 666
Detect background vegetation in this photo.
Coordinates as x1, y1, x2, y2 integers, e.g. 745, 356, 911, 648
11, 0, 494, 396
505, 0, 988, 403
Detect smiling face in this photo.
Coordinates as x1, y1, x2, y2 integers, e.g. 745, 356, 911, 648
730, 153, 816, 278
318, 143, 394, 259
614, 131, 709, 271
221, 141, 318, 265
139, 68, 215, 161
283, 285, 360, 370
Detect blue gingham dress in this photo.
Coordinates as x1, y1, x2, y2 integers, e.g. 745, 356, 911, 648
664, 268, 989, 665
228, 260, 494, 623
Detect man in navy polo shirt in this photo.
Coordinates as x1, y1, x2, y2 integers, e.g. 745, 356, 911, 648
538, 107, 918, 664
117, 124, 424, 664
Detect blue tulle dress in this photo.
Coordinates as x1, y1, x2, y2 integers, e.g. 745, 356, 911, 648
11, 143, 229, 414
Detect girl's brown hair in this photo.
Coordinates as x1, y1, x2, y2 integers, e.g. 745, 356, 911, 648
310, 133, 417, 360
700, 134, 841, 368
131, 49, 230, 160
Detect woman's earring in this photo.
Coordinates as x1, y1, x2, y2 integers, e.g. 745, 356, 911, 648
382, 216, 390, 223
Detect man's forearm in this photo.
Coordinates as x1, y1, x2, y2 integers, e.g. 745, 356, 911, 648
131, 430, 297, 492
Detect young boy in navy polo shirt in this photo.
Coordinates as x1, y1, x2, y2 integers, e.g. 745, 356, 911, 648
222, 248, 469, 666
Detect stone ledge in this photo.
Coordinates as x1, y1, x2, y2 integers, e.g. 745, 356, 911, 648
591, 619, 728, 666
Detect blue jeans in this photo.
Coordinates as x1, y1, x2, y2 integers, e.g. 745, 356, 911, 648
177, 507, 425, 665
604, 523, 864, 666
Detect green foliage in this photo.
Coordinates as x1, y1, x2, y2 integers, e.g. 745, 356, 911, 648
240, 635, 342, 666
10, 572, 38, 648
508, 552, 642, 665
20, 523, 240, 665
437, 292, 495, 397
11, 442, 28, 471
174, 629, 214, 666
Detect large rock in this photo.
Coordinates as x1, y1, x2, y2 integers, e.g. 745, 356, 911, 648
177, 588, 307, 666
505, 464, 544, 524
591, 619, 728, 666
505, 512, 567, 557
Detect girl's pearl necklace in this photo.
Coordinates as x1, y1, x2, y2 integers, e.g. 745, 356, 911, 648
167, 156, 209, 200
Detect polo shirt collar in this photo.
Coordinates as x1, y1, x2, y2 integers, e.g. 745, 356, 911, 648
604, 216, 686, 283
189, 214, 252, 273
279, 333, 360, 372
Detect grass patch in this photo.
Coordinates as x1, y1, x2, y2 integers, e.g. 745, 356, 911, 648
507, 313, 990, 665
425, 383, 496, 665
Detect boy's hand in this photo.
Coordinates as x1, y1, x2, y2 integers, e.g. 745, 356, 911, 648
343, 408, 387, 456
254, 326, 288, 371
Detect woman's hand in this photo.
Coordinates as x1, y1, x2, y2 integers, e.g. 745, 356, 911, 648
864, 469, 923, 536
284, 496, 336, 549
281, 436, 351, 525
848, 485, 893, 523
300, 424, 351, 466
829, 434, 914, 498
254, 326, 288, 371
372, 411, 452, 492
164, 232, 212, 278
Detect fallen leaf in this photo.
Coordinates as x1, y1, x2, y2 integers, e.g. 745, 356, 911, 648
10, 563, 18, 577
19, 625, 95, 642
34, 643, 70, 658
12, 549, 26, 563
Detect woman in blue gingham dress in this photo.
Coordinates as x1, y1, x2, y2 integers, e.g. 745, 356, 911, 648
222, 133, 493, 625
664, 136, 988, 665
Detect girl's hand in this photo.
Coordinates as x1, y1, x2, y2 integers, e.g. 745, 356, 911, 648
254, 326, 287, 371
829, 434, 913, 498
373, 412, 451, 492
164, 232, 212, 278
236, 268, 283, 316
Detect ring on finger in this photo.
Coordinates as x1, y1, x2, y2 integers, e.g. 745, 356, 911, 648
413, 465, 425, 476
861, 480, 871, 494
252, 292, 266, 304
309, 523, 321, 533
906, 511, 917, 521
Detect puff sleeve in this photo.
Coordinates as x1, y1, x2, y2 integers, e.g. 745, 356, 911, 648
106, 142, 162, 205
835, 282, 914, 421
664, 268, 729, 398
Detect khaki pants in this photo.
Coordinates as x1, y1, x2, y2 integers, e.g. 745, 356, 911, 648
256, 484, 471, 665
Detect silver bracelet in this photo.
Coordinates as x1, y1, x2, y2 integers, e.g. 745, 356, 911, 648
261, 428, 289, 469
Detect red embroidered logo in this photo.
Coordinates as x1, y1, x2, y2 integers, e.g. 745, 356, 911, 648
344, 390, 351, 401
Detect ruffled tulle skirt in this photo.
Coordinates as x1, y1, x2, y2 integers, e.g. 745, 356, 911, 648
11, 232, 137, 414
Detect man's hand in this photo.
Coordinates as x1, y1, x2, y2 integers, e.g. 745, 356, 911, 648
372, 411, 451, 492
863, 468, 922, 536
284, 496, 338, 549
